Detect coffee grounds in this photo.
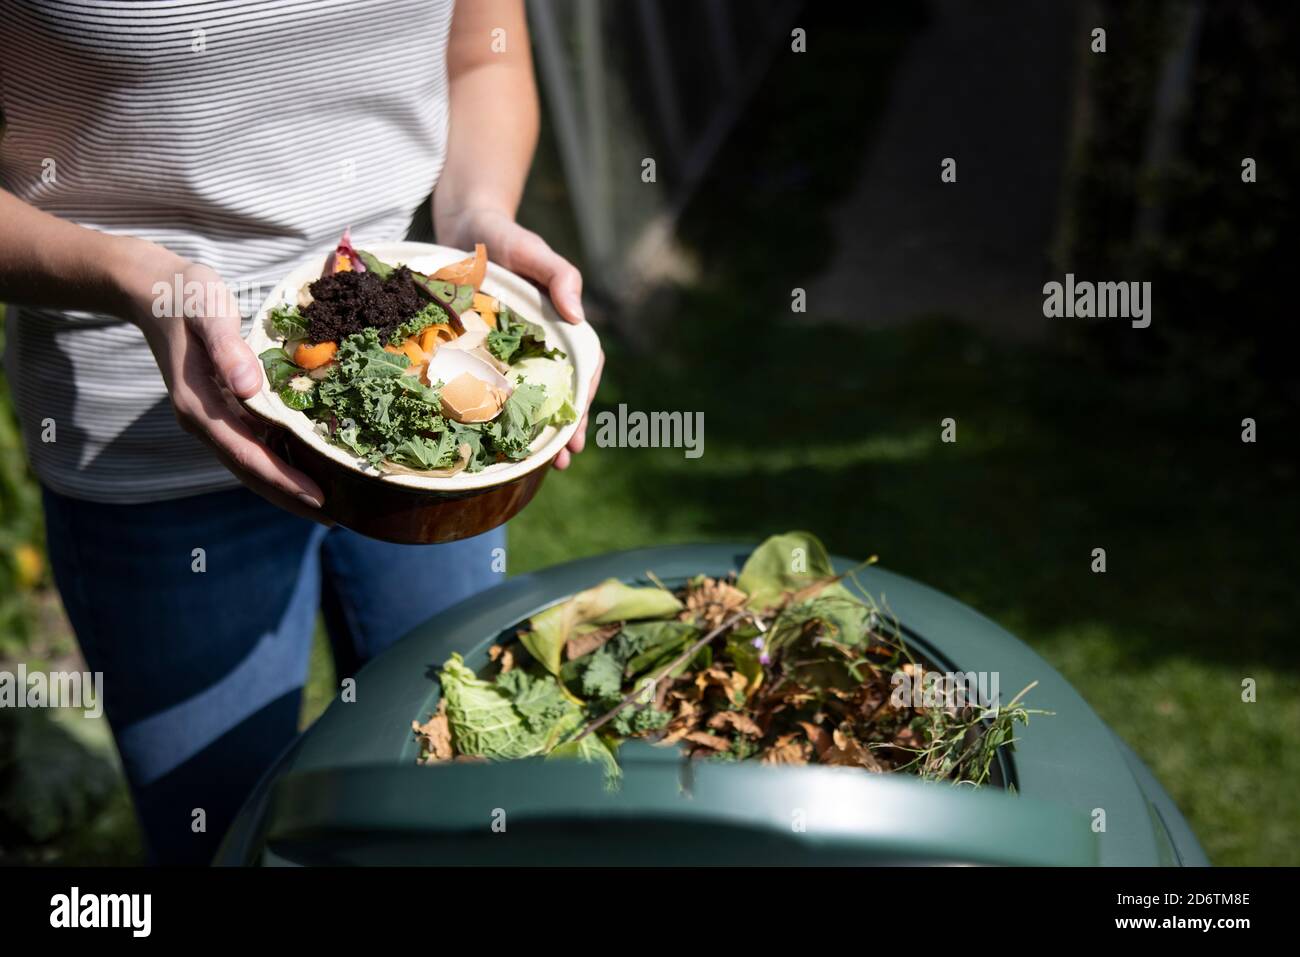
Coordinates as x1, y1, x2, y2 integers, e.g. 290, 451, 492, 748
303, 265, 425, 343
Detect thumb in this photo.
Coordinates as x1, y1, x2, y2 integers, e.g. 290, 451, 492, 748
508, 232, 586, 325
190, 290, 263, 397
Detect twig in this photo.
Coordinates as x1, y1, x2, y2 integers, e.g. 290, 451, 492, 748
644, 569, 671, 592
785, 556, 877, 606
572, 608, 754, 742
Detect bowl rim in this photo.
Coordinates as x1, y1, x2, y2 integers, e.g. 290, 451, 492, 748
243, 240, 600, 493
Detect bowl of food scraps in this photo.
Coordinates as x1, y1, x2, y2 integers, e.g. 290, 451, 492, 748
243, 233, 599, 544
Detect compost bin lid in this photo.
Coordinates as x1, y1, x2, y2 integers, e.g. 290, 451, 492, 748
259, 750, 1097, 866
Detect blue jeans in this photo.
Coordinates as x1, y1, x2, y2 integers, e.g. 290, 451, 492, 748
40, 484, 505, 865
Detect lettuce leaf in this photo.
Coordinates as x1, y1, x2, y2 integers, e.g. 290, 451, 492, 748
512, 357, 577, 426
548, 730, 621, 787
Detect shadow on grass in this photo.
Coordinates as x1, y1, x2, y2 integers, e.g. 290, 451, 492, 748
555, 312, 1299, 677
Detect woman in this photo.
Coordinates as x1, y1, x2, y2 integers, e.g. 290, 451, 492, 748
0, 0, 599, 863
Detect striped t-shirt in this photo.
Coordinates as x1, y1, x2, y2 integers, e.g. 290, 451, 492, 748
1, 0, 455, 502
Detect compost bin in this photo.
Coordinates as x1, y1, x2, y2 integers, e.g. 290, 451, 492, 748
216, 544, 1207, 866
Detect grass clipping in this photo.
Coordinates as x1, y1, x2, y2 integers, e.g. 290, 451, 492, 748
414, 532, 1046, 789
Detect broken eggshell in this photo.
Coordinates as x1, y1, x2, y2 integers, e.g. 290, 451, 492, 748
442, 310, 489, 353
426, 348, 512, 423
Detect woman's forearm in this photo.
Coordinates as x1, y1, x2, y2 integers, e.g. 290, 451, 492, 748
0, 189, 174, 320
434, 0, 539, 233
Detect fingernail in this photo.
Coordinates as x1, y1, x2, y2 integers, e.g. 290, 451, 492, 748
232, 361, 261, 394
298, 492, 323, 508
565, 294, 586, 323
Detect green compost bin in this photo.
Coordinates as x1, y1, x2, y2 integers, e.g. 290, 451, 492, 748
216, 544, 1208, 866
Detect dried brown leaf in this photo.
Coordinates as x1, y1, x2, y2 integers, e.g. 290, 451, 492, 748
798, 720, 834, 759
564, 622, 623, 661
682, 576, 749, 631
761, 733, 811, 765
708, 710, 763, 737
660, 724, 694, 746
893, 726, 924, 750
412, 698, 454, 762
695, 665, 749, 704
683, 730, 731, 751
824, 726, 883, 771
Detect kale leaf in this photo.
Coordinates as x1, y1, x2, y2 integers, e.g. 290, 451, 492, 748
388, 301, 450, 345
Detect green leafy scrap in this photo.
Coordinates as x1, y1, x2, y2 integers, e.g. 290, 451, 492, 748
268, 303, 307, 340
438, 654, 621, 786
486, 303, 563, 364
355, 249, 395, 278
439, 654, 557, 761
313, 329, 453, 469
297, 327, 551, 472
521, 579, 684, 677
737, 530, 871, 647
259, 347, 299, 390
388, 301, 451, 345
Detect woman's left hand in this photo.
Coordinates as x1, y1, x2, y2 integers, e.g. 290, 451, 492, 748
436, 207, 602, 470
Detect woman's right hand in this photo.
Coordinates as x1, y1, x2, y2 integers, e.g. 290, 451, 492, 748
114, 238, 329, 522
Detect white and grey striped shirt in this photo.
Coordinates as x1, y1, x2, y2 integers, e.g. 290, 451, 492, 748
1, 0, 454, 502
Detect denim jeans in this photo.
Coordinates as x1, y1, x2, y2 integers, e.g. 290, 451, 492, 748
40, 484, 506, 865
